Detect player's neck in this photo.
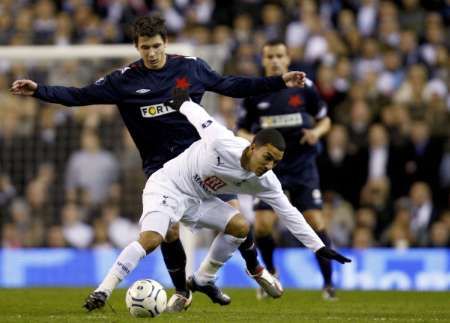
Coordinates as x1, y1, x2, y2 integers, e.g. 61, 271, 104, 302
143, 55, 167, 70
240, 147, 251, 172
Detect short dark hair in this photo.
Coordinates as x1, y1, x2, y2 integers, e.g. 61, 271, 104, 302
263, 39, 287, 49
253, 129, 286, 151
132, 15, 167, 45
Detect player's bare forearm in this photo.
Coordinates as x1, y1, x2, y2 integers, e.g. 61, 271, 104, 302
314, 117, 331, 138
300, 117, 331, 145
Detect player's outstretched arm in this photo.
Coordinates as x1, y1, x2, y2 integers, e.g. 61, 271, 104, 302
11, 72, 122, 107
167, 88, 233, 144
10, 79, 38, 96
316, 247, 351, 264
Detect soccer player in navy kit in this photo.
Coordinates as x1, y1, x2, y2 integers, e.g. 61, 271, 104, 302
237, 40, 336, 300
10, 17, 307, 311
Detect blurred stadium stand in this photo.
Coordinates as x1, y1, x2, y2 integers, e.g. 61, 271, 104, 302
0, 0, 448, 265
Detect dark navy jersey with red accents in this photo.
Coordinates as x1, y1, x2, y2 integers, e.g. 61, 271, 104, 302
33, 55, 286, 176
237, 78, 328, 175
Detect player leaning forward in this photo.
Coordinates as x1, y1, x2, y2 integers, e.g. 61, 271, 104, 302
88, 89, 351, 309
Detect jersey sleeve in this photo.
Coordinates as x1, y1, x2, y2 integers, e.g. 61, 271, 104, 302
32, 70, 124, 106
179, 100, 234, 145
256, 174, 325, 251
194, 58, 286, 97
304, 78, 328, 120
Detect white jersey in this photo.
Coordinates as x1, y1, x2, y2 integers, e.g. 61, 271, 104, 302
161, 101, 324, 251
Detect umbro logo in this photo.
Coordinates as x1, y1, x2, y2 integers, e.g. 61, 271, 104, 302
136, 88, 151, 94
257, 102, 270, 110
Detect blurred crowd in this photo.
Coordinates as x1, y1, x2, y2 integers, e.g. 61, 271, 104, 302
0, 0, 449, 249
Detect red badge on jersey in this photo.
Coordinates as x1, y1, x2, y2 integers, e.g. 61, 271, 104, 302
288, 94, 303, 108
203, 176, 226, 191
175, 77, 190, 89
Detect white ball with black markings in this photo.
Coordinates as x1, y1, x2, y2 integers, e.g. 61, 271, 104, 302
126, 279, 167, 318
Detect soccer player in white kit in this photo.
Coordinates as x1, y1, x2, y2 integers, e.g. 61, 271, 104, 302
86, 89, 351, 309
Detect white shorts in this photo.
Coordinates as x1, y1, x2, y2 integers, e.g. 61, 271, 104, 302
139, 169, 239, 238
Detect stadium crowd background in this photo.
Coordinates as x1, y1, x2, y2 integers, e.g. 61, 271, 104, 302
0, 0, 449, 251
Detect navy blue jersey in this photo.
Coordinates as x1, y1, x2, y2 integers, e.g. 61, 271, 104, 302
33, 55, 286, 176
237, 78, 328, 176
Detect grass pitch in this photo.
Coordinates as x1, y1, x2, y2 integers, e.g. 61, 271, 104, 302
0, 288, 448, 322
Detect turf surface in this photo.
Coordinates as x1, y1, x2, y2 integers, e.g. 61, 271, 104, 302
0, 288, 448, 322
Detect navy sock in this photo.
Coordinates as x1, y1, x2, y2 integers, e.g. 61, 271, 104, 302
315, 231, 333, 287
160, 239, 188, 295
255, 234, 276, 274
238, 230, 260, 274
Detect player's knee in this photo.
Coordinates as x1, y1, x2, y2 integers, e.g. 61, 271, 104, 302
225, 213, 249, 238
304, 210, 325, 231
164, 223, 180, 243
138, 231, 163, 253
254, 211, 275, 237
254, 219, 272, 237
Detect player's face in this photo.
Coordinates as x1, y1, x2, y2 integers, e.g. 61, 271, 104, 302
136, 35, 167, 69
248, 143, 284, 176
262, 44, 290, 76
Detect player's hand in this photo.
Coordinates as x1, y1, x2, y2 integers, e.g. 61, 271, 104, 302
282, 71, 306, 88
10, 79, 38, 96
316, 247, 351, 264
300, 129, 319, 145
166, 88, 190, 111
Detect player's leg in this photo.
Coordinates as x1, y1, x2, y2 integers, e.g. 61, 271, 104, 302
233, 197, 283, 298
291, 181, 335, 300
164, 195, 237, 311
303, 208, 335, 299
161, 223, 192, 313
187, 198, 247, 305
162, 224, 194, 312
83, 218, 167, 311
228, 197, 260, 275
252, 201, 282, 299
254, 204, 278, 275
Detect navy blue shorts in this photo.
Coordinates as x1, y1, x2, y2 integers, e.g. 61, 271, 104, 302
255, 183, 322, 212
217, 194, 238, 202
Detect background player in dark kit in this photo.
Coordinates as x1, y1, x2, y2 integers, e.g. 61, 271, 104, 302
237, 40, 337, 300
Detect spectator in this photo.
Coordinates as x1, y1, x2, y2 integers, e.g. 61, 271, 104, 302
352, 227, 375, 249
318, 125, 355, 203
61, 202, 94, 248
428, 221, 449, 247
101, 204, 138, 248
65, 130, 119, 205
404, 120, 443, 190
409, 182, 438, 246
46, 225, 67, 248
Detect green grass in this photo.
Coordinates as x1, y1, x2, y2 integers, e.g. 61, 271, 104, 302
0, 288, 448, 322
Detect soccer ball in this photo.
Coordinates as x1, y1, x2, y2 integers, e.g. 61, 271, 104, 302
125, 279, 167, 318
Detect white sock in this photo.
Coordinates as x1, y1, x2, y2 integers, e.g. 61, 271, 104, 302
96, 241, 146, 296
194, 233, 245, 285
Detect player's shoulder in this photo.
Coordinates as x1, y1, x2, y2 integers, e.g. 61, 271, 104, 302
212, 135, 249, 155
168, 54, 204, 65
107, 60, 142, 79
